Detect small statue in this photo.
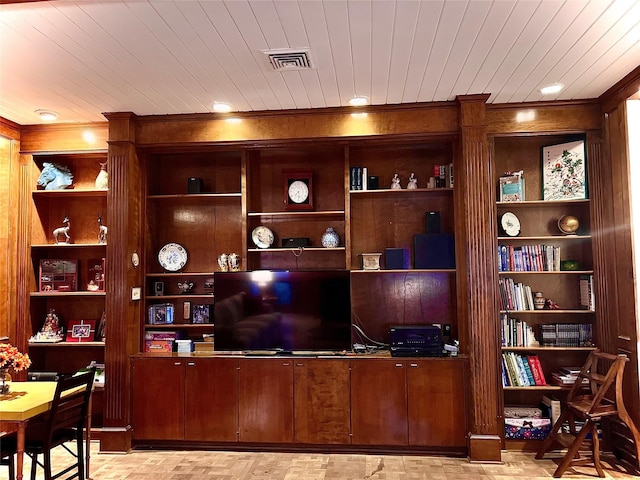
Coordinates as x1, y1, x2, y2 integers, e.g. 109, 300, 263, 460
97, 214, 107, 244
178, 281, 194, 294
407, 172, 418, 189
95, 161, 108, 189
37, 162, 74, 190
390, 173, 401, 189
53, 215, 71, 244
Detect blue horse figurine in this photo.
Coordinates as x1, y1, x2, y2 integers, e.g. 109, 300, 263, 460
37, 162, 74, 190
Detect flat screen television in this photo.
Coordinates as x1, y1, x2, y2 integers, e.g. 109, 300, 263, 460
213, 270, 352, 353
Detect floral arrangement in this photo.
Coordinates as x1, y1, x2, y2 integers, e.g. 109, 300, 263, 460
0, 343, 31, 372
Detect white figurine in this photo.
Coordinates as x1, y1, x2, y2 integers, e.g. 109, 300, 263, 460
391, 173, 401, 189
98, 215, 107, 244
407, 172, 418, 189
53, 215, 71, 244
95, 161, 108, 189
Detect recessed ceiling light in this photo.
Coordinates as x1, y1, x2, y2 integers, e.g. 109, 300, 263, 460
349, 96, 369, 107
212, 102, 232, 113
539, 83, 564, 95
35, 109, 58, 121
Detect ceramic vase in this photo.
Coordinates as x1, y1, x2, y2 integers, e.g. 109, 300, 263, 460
0, 368, 11, 394
321, 227, 340, 248
534, 292, 546, 310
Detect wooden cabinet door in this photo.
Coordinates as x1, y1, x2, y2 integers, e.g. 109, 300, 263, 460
350, 359, 408, 445
293, 358, 350, 444
185, 357, 239, 442
132, 357, 185, 440
238, 358, 293, 443
407, 359, 467, 447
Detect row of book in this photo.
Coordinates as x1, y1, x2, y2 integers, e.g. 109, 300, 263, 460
538, 323, 592, 347
431, 163, 454, 188
498, 244, 561, 272
501, 314, 537, 347
579, 274, 595, 310
349, 166, 375, 190
501, 352, 547, 387
498, 277, 535, 311
348, 164, 454, 191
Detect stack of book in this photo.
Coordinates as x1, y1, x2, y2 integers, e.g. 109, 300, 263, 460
501, 352, 547, 387
551, 366, 587, 386
540, 395, 561, 425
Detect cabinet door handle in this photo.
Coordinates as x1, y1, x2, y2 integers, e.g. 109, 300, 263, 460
282, 362, 290, 366
395, 363, 403, 368
410, 363, 418, 368
295, 363, 304, 367
174, 362, 182, 366
187, 362, 195, 366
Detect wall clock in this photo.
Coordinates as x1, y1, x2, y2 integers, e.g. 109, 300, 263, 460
283, 169, 313, 211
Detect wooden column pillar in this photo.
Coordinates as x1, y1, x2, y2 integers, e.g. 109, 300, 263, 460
455, 95, 502, 462
101, 112, 144, 452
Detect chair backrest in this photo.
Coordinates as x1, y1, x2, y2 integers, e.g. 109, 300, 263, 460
44, 369, 95, 442
567, 349, 628, 416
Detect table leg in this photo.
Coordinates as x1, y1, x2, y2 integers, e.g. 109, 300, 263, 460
16, 421, 25, 480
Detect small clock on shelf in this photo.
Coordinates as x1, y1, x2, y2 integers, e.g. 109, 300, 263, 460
283, 169, 313, 211
500, 212, 521, 237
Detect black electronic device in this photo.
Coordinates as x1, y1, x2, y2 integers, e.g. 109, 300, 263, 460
187, 177, 203, 194
390, 325, 443, 357
384, 248, 408, 269
425, 211, 441, 233
368, 175, 379, 190
281, 237, 311, 248
413, 233, 455, 269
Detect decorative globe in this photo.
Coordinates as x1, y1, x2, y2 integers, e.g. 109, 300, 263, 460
558, 215, 579, 235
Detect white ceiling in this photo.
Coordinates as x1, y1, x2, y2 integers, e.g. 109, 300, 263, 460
1, 0, 639, 126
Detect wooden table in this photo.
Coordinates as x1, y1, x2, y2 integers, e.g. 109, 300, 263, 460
0, 381, 92, 480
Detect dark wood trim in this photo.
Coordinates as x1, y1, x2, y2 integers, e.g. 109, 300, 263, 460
600, 65, 640, 114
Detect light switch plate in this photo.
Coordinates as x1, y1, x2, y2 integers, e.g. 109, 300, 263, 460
131, 287, 141, 301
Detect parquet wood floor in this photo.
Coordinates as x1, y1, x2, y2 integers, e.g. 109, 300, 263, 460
2, 442, 638, 480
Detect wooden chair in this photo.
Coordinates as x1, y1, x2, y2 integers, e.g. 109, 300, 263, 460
536, 350, 640, 478
1, 369, 95, 480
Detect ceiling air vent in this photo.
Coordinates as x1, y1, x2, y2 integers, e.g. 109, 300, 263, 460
263, 48, 314, 71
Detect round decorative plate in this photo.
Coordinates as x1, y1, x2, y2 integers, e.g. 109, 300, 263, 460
158, 242, 188, 272
500, 212, 520, 237
251, 226, 274, 249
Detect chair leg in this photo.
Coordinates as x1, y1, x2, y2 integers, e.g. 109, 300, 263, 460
8, 455, 15, 480
537, 409, 571, 460
77, 433, 85, 480
44, 450, 52, 480
553, 420, 593, 478
591, 422, 605, 478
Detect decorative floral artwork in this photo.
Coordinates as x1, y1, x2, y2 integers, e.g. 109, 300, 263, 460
542, 140, 587, 200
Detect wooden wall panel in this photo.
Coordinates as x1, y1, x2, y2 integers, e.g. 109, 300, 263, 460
487, 101, 601, 134
133, 104, 459, 147
20, 123, 108, 153
455, 95, 502, 462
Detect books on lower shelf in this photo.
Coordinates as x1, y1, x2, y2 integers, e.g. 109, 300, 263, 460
501, 352, 547, 387
551, 365, 589, 386
501, 314, 538, 347
540, 395, 561, 425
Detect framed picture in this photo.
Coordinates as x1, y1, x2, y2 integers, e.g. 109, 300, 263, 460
191, 304, 212, 324
65, 319, 96, 342
148, 303, 174, 325
542, 140, 587, 200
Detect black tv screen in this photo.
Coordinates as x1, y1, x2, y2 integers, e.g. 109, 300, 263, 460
213, 270, 352, 353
